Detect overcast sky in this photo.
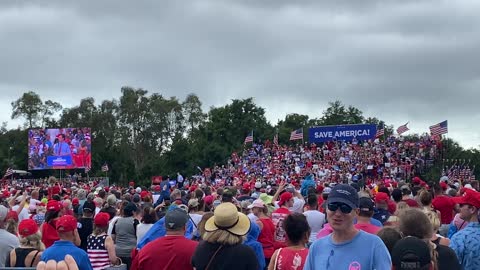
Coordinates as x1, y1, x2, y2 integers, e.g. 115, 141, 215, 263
1, 1, 479, 148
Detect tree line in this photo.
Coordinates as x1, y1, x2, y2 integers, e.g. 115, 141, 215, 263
1, 88, 477, 185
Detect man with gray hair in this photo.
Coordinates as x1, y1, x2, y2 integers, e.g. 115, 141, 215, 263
0, 205, 19, 267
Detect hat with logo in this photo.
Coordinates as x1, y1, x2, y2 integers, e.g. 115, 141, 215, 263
165, 207, 189, 230
326, 184, 359, 209
56, 215, 78, 233
18, 219, 39, 237
47, 200, 62, 212
358, 197, 375, 212
94, 212, 110, 227
392, 237, 431, 270
82, 201, 96, 213
452, 189, 480, 208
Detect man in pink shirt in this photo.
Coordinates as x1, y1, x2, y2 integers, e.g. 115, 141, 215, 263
354, 197, 381, 234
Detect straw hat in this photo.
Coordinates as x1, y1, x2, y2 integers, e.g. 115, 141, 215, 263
205, 202, 250, 236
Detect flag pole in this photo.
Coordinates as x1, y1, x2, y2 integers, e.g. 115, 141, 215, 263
302, 127, 304, 145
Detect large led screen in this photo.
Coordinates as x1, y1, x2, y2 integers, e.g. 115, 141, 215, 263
28, 128, 92, 170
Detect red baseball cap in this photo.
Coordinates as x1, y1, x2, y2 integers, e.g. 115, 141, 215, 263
242, 183, 251, 192
452, 189, 480, 208
375, 192, 390, 204
56, 215, 78, 233
140, 191, 149, 200
413, 177, 421, 185
72, 198, 80, 206
94, 212, 110, 227
6, 211, 18, 222
47, 200, 62, 212
440, 182, 448, 191
18, 219, 38, 237
278, 192, 293, 206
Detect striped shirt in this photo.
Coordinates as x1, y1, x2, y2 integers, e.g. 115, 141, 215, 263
87, 235, 110, 270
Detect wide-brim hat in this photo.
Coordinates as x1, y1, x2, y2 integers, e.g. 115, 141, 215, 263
205, 202, 250, 236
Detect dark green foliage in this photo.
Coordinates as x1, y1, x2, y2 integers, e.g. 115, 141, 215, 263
4, 91, 477, 185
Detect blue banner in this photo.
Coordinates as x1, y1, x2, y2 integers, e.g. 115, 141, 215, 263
47, 155, 73, 167
308, 124, 377, 143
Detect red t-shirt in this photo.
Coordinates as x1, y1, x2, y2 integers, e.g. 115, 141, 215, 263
275, 247, 309, 270
272, 207, 290, 249
432, 195, 456, 224
354, 223, 381, 235
131, 235, 198, 270
258, 218, 276, 258
41, 220, 59, 248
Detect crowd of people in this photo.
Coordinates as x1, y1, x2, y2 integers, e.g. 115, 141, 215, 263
1, 136, 479, 270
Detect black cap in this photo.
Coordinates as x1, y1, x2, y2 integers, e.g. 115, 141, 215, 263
358, 197, 374, 212
392, 237, 431, 270
326, 184, 359, 209
83, 201, 95, 213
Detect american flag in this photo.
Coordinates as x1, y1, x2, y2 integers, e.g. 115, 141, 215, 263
85, 166, 91, 173
101, 163, 109, 172
396, 122, 410, 135
273, 134, 278, 146
289, 128, 303, 141
375, 127, 385, 138
3, 168, 13, 179
244, 131, 253, 144
429, 120, 448, 136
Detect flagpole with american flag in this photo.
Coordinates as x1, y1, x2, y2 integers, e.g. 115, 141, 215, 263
397, 122, 410, 135
244, 130, 254, 145
3, 167, 13, 181
273, 133, 278, 146
289, 128, 304, 142
375, 124, 385, 139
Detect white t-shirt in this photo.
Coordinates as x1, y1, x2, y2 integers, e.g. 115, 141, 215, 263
189, 213, 203, 238
136, 223, 154, 244
274, 196, 305, 214
12, 205, 29, 221
303, 210, 326, 243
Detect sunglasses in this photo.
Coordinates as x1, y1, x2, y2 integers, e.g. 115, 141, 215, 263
327, 203, 353, 214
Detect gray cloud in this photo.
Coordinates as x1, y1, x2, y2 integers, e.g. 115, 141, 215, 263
1, 0, 480, 147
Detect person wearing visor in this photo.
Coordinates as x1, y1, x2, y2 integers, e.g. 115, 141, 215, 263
304, 184, 391, 270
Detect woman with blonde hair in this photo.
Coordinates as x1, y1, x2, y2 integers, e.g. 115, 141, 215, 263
423, 210, 450, 247
6, 219, 45, 267
191, 202, 259, 270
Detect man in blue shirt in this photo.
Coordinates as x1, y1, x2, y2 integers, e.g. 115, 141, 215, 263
53, 134, 71, 156
41, 215, 93, 270
450, 189, 480, 270
304, 184, 391, 270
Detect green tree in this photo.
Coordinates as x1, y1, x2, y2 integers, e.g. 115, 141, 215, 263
11, 91, 44, 128
40, 100, 62, 127
182, 94, 206, 133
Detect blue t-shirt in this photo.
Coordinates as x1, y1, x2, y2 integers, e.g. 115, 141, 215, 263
450, 222, 480, 270
41, 240, 93, 270
304, 230, 391, 270
353, 217, 383, 227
